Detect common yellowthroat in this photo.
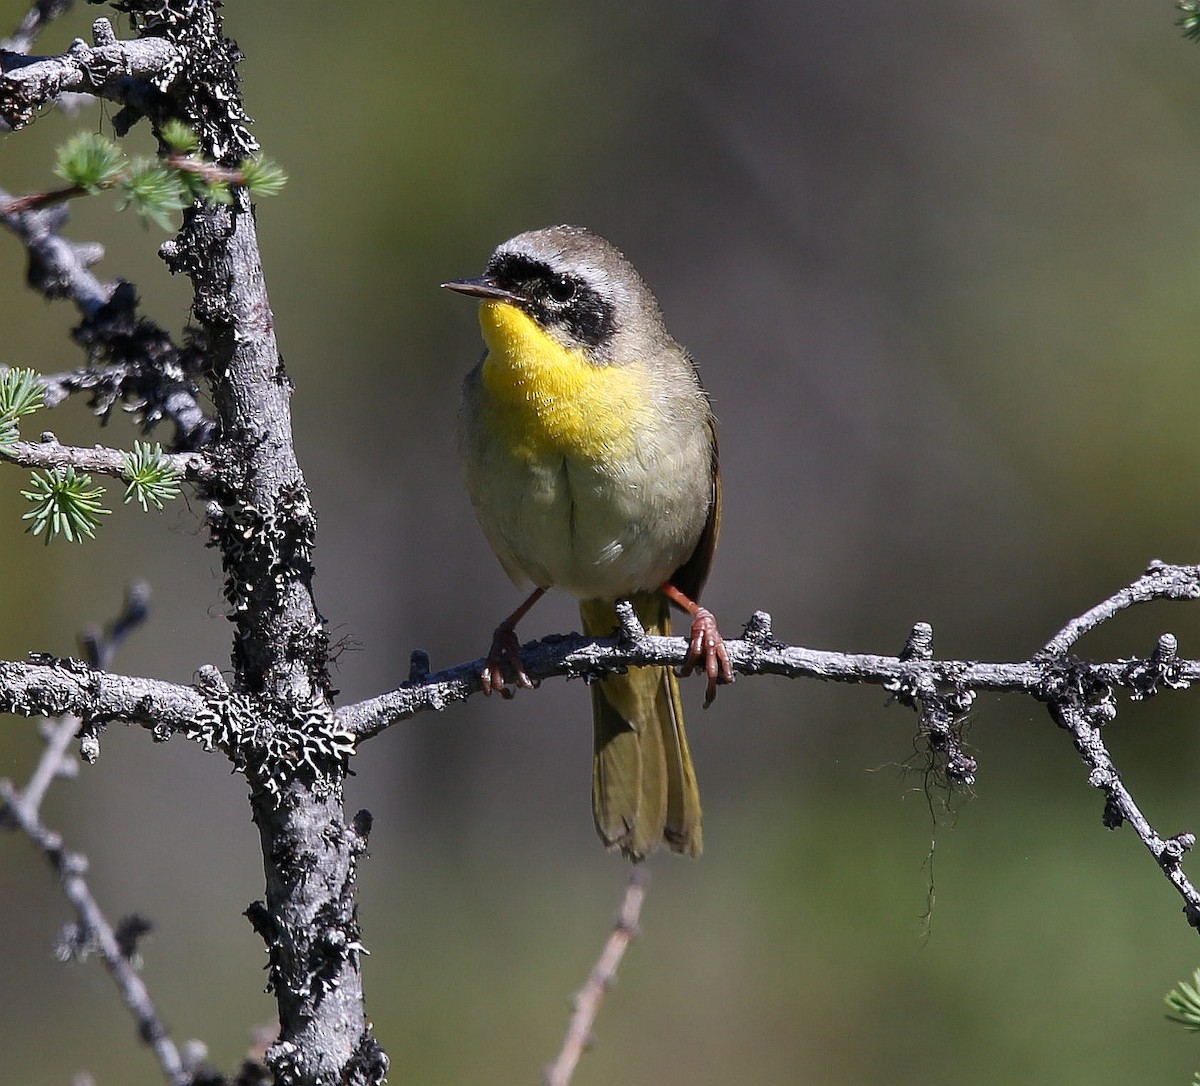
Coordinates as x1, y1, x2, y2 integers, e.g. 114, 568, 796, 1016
444, 225, 731, 860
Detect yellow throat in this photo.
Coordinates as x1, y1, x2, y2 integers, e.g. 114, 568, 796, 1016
478, 300, 647, 462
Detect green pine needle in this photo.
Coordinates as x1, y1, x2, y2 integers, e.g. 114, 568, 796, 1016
43, 128, 285, 231
118, 162, 189, 230
206, 179, 234, 205
54, 132, 125, 194
1166, 968, 1200, 1030
178, 169, 210, 200
159, 119, 200, 154
0, 368, 45, 419
1181, 2, 1200, 41
240, 156, 288, 199
121, 441, 183, 511
0, 368, 45, 452
21, 466, 110, 544
178, 169, 233, 206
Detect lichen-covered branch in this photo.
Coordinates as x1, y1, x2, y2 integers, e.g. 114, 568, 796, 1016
3, 5, 377, 1078
98, 3, 385, 1081
0, 16, 180, 130
339, 562, 1200, 740
0, 656, 205, 735
0, 193, 215, 449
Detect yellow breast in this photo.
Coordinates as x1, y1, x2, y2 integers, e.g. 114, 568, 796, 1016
478, 301, 647, 462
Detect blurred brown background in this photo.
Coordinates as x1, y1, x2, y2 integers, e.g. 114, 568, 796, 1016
5, 2, 1200, 1083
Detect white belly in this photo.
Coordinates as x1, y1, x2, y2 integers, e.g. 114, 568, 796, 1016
459, 384, 710, 601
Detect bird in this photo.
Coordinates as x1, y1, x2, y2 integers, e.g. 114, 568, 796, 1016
444, 224, 731, 860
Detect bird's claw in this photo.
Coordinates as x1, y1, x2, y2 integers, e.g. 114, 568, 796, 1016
482, 623, 537, 697
680, 606, 733, 708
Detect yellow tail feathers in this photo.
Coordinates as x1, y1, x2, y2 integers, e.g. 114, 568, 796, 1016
582, 593, 703, 861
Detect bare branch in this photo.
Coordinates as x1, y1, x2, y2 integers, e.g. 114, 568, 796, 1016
0, 188, 111, 314
79, 580, 153, 671
544, 869, 649, 1086
8, 586, 151, 820
1048, 695, 1200, 923
0, 780, 192, 1086
1, 432, 210, 481
0, 585, 193, 1086
1, 563, 1195, 949
1039, 560, 1200, 655
2, 564, 1198, 939
343, 563, 1200, 741
337, 615, 1030, 742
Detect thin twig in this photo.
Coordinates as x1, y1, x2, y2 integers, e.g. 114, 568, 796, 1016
1049, 694, 1200, 924
1040, 560, 1200, 655
15, 583, 150, 814
0, 586, 193, 1086
544, 869, 649, 1086
0, 434, 210, 482
0, 183, 84, 216
0, 781, 191, 1086
20, 713, 78, 814
1, 0, 74, 58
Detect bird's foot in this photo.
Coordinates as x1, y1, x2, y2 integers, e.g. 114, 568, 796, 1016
482, 622, 537, 698
680, 606, 733, 708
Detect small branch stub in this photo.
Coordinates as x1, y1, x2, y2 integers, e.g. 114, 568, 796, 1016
613, 598, 645, 643
900, 621, 935, 662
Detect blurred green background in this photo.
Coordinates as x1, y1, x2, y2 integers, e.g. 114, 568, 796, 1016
4, 2, 1200, 1083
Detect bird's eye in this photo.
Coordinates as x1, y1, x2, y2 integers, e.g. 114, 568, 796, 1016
547, 276, 577, 304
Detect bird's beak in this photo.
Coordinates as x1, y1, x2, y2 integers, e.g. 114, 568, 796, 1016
441, 276, 523, 303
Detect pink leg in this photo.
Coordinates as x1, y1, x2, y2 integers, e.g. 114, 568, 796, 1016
660, 583, 733, 708
482, 587, 546, 697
